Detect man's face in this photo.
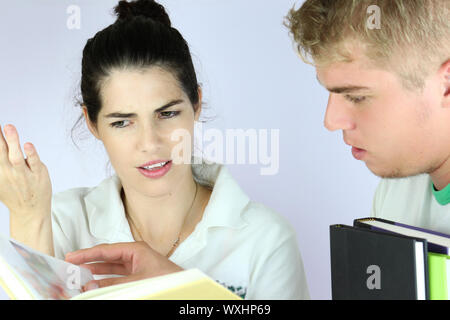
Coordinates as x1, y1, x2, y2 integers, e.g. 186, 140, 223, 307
316, 50, 450, 179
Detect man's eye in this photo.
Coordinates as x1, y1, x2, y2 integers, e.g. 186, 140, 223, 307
110, 120, 130, 128
345, 95, 367, 104
159, 111, 180, 119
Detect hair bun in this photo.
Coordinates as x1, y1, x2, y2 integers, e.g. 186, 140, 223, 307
114, 0, 171, 27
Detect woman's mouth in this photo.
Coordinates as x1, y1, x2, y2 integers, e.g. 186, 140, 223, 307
137, 160, 172, 179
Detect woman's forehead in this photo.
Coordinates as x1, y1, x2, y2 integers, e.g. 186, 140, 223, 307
103, 67, 181, 92
99, 67, 186, 111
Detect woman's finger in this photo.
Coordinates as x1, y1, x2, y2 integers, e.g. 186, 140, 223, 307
3, 124, 26, 169
66, 242, 139, 265
23, 142, 42, 173
80, 262, 129, 276
0, 125, 10, 166
83, 274, 140, 292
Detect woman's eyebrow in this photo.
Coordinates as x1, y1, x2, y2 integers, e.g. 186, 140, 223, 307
104, 112, 137, 119
104, 99, 185, 118
154, 99, 184, 112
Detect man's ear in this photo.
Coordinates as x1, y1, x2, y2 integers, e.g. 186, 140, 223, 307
441, 59, 450, 108
194, 86, 203, 122
82, 106, 100, 140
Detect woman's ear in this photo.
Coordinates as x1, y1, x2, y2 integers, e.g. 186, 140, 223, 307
194, 86, 203, 121
82, 106, 100, 140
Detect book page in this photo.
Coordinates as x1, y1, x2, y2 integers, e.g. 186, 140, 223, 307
0, 235, 93, 299
360, 220, 450, 248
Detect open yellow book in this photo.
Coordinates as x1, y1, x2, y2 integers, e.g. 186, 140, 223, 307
0, 235, 241, 300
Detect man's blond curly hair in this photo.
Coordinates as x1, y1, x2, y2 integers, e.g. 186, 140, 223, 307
285, 0, 450, 90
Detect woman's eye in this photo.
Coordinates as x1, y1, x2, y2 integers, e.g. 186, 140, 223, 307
159, 111, 180, 119
345, 95, 367, 104
110, 120, 130, 128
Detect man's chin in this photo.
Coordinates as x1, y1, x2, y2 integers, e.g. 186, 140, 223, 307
366, 163, 424, 179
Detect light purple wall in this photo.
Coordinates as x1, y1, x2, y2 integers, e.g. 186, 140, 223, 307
0, 0, 379, 300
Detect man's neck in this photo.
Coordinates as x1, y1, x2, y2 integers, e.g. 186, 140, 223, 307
430, 154, 450, 191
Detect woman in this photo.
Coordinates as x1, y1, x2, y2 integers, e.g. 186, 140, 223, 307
1, 0, 309, 299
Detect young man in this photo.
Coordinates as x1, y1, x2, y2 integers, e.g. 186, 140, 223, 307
285, 0, 450, 232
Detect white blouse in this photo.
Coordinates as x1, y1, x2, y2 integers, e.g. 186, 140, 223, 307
51, 161, 310, 299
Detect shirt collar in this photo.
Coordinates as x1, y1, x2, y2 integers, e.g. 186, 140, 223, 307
84, 174, 127, 241
432, 181, 450, 206
192, 161, 250, 231
83, 161, 250, 241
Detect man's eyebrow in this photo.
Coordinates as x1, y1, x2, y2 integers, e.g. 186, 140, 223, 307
326, 86, 370, 94
104, 99, 185, 118
316, 75, 369, 93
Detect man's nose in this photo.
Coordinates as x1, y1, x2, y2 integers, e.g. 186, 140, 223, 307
323, 94, 356, 132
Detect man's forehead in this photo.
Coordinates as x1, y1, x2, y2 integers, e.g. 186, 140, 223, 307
315, 58, 385, 93
315, 44, 375, 76
316, 56, 365, 78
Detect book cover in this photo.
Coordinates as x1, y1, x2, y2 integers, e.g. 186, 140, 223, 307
330, 224, 429, 300
71, 269, 241, 300
428, 252, 450, 300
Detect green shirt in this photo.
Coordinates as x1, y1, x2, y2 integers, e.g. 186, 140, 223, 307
372, 175, 450, 235
432, 182, 450, 206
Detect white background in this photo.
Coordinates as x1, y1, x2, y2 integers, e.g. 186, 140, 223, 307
0, 0, 379, 300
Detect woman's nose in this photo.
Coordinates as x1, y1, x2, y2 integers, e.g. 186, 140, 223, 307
137, 123, 162, 153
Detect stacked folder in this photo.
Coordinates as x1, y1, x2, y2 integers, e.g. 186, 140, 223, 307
330, 217, 450, 300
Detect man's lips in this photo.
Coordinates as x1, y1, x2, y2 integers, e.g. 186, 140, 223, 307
344, 139, 365, 150
350, 146, 367, 160
344, 140, 367, 160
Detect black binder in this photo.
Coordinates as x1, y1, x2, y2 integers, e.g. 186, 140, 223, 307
330, 224, 429, 300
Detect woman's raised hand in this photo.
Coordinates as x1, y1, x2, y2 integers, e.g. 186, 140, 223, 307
0, 124, 54, 255
0, 124, 52, 217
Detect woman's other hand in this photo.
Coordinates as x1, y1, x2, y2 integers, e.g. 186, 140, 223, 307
65, 241, 184, 291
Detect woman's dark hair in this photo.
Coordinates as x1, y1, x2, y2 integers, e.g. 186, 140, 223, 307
72, 0, 200, 141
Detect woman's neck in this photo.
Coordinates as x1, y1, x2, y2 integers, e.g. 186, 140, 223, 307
121, 173, 210, 255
